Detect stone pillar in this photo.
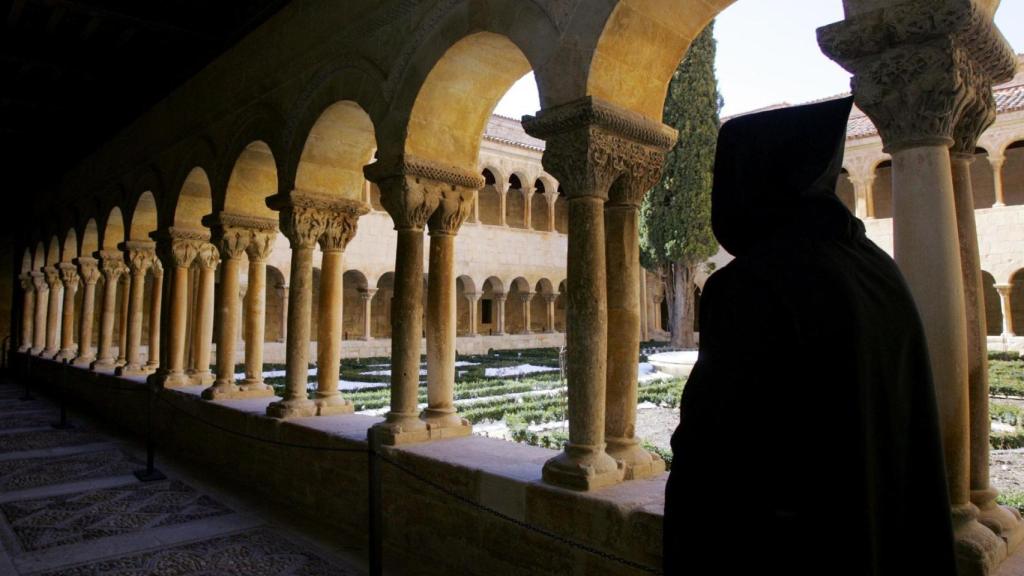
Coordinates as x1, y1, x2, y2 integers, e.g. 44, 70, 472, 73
189, 245, 218, 385
952, 96, 1024, 549
240, 229, 277, 396
42, 265, 62, 358
360, 289, 376, 340
498, 186, 508, 227
544, 293, 557, 334
72, 258, 100, 367
519, 292, 534, 334
523, 185, 533, 230
115, 273, 130, 367
18, 274, 35, 353
55, 263, 80, 361
524, 96, 675, 490
422, 185, 475, 437
493, 294, 506, 335
990, 155, 1006, 207
92, 253, 125, 370
116, 241, 155, 376
265, 195, 324, 418
464, 292, 479, 337
144, 260, 163, 372
547, 193, 557, 232
157, 231, 203, 387
30, 271, 47, 355
314, 204, 366, 416
638, 271, 649, 341
201, 217, 252, 399
820, 8, 1018, 571
995, 284, 1015, 337
853, 176, 876, 219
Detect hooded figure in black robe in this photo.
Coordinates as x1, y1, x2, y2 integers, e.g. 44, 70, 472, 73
662, 96, 957, 576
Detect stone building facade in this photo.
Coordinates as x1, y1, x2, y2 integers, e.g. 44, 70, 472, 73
8, 1, 1024, 574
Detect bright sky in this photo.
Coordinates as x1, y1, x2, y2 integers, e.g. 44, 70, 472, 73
493, 1, 1024, 120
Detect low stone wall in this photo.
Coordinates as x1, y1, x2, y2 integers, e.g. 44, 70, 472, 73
14, 353, 664, 576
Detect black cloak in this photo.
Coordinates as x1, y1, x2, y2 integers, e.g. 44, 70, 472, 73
662, 96, 957, 576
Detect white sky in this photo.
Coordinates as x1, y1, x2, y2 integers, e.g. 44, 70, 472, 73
493, 0, 1024, 119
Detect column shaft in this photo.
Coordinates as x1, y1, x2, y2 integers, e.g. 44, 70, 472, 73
386, 228, 428, 432
314, 249, 350, 412
118, 270, 148, 373
165, 263, 191, 385
494, 296, 506, 335
203, 255, 242, 397
73, 260, 100, 367
145, 266, 163, 371
240, 231, 275, 396
19, 277, 34, 352
997, 286, 1015, 337
92, 260, 122, 369
423, 232, 464, 430
991, 156, 1005, 207
116, 275, 130, 366
361, 290, 375, 340
190, 256, 217, 384
267, 244, 316, 416
57, 265, 78, 361
31, 273, 47, 354
43, 268, 61, 357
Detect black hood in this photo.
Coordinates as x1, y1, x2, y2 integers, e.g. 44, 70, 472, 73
711, 96, 856, 257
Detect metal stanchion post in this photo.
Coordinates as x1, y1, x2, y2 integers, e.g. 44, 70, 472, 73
20, 354, 34, 401
368, 428, 382, 576
51, 358, 73, 429
134, 375, 166, 482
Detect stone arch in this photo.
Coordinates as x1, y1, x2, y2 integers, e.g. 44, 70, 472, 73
1012, 269, 1024, 338
174, 167, 214, 229
62, 228, 78, 263
456, 274, 477, 336
102, 207, 126, 251
373, 272, 395, 338
872, 160, 893, 219
222, 141, 279, 219
982, 271, 1001, 337
81, 219, 99, 258
46, 236, 60, 265
532, 278, 554, 332
531, 179, 550, 231
506, 173, 528, 229
836, 169, 855, 213
128, 192, 159, 241
343, 269, 370, 340
555, 279, 566, 333
506, 276, 531, 334
1004, 140, 1024, 207
479, 276, 504, 335
478, 168, 502, 225
554, 187, 568, 234
294, 101, 377, 201
21, 248, 32, 274
266, 265, 286, 343
971, 147, 996, 209
33, 241, 45, 271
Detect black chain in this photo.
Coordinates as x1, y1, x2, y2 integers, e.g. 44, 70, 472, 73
376, 452, 663, 575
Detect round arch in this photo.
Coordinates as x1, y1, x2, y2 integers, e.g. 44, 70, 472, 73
294, 101, 377, 201
102, 207, 126, 251
128, 192, 159, 241
478, 168, 502, 225
174, 167, 214, 229
62, 228, 78, 263
343, 269, 370, 340
81, 219, 99, 258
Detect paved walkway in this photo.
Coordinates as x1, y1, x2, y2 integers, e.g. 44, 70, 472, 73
0, 376, 365, 576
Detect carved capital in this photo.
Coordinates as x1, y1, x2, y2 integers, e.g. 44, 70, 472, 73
216, 227, 250, 260
195, 244, 220, 270
246, 230, 276, 262
99, 252, 127, 282
123, 241, 156, 275
74, 257, 101, 285
32, 271, 48, 292
150, 258, 164, 278
365, 156, 480, 231
43, 266, 61, 288
952, 87, 996, 155
519, 292, 535, 304
523, 97, 674, 201
165, 238, 202, 269
544, 293, 558, 304
19, 273, 34, 291
58, 262, 80, 288
427, 187, 474, 236
319, 210, 361, 252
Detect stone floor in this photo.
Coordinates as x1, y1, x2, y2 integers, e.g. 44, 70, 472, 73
0, 377, 365, 576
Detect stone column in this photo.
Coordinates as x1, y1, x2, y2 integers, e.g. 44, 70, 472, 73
115, 273, 130, 367
55, 263, 80, 361
157, 231, 203, 387
18, 274, 34, 353
544, 293, 557, 333
265, 195, 326, 418
524, 96, 675, 490
279, 284, 289, 342
72, 258, 100, 367
365, 158, 447, 444
422, 185, 475, 437
30, 271, 47, 355
523, 185, 533, 230
92, 253, 125, 370
42, 265, 62, 358
853, 176, 876, 219
493, 294, 506, 335
518, 292, 533, 334
314, 204, 366, 416
995, 284, 1015, 337
240, 228, 277, 396
189, 245, 218, 385
464, 292, 479, 337
201, 218, 250, 400
952, 96, 1024, 548
116, 242, 155, 376
547, 193, 557, 232
820, 8, 1018, 571
360, 289, 376, 340
143, 260, 163, 372
498, 186, 508, 227
990, 155, 1006, 207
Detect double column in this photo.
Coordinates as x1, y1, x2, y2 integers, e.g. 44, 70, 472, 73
188, 244, 219, 385
91, 252, 127, 370
360, 289, 376, 340
55, 263, 80, 361
821, 6, 1020, 572
524, 96, 675, 490
17, 274, 35, 353
201, 214, 278, 401
41, 265, 62, 358
116, 241, 155, 376
153, 229, 205, 387
994, 284, 1015, 337
72, 258, 101, 367
30, 271, 48, 355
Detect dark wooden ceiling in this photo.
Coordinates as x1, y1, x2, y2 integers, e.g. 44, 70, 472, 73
1, 0, 292, 194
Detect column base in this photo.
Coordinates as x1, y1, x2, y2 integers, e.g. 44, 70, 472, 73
55, 349, 76, 362
116, 363, 151, 377
29, 346, 43, 355
42, 347, 59, 359
420, 409, 473, 439
542, 444, 624, 491
114, 358, 127, 368
90, 358, 116, 371
359, 336, 374, 341
372, 413, 431, 446
239, 379, 275, 394
314, 394, 355, 416
973, 489, 1024, 553
606, 438, 665, 481
17, 344, 30, 353
160, 372, 195, 388
954, 503, 1007, 576
145, 361, 160, 372
73, 355, 96, 368
266, 397, 318, 419
201, 382, 274, 401
188, 370, 215, 385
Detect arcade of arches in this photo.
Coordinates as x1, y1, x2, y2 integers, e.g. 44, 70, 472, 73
9, 1, 1024, 574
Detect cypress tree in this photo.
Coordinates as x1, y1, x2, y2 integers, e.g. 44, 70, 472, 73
640, 21, 721, 348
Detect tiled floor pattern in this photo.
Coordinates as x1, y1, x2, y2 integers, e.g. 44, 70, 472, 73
0, 377, 362, 575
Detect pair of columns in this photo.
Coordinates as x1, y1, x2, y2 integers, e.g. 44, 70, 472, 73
821, 3, 1022, 572
358, 288, 376, 340
523, 96, 677, 489
994, 284, 1015, 337
115, 241, 163, 377
265, 193, 368, 418
366, 157, 481, 444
